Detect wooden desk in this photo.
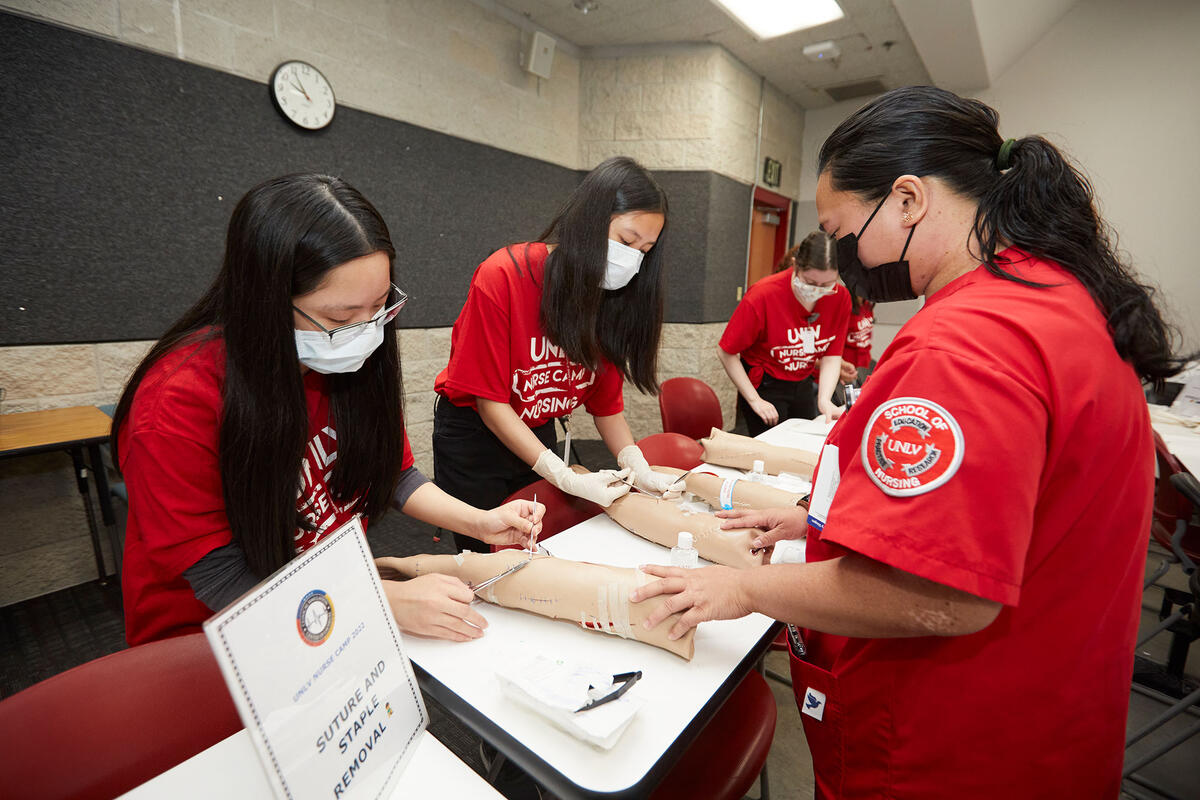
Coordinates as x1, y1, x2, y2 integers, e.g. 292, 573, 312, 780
0, 406, 120, 583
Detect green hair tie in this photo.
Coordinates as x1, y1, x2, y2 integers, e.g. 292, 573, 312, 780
996, 138, 1016, 171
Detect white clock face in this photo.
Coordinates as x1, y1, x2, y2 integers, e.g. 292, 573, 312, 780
271, 61, 335, 130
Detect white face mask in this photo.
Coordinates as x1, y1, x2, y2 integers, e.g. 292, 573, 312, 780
294, 323, 385, 374
792, 274, 837, 307
602, 238, 645, 290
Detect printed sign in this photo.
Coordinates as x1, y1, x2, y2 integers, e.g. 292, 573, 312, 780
204, 517, 427, 800
860, 397, 964, 497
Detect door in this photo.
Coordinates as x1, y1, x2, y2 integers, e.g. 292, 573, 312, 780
745, 186, 792, 290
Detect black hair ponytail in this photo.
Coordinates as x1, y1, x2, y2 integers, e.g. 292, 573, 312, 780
820, 86, 1190, 390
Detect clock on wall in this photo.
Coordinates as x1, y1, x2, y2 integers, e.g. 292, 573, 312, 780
270, 61, 336, 131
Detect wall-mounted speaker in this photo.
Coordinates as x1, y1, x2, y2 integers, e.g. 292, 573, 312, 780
524, 31, 555, 80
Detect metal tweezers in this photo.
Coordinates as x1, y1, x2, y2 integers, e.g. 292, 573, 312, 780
575, 670, 642, 713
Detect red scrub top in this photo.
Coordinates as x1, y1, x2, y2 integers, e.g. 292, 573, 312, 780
841, 300, 874, 368
719, 269, 851, 385
119, 334, 414, 646
792, 250, 1153, 798
435, 243, 625, 428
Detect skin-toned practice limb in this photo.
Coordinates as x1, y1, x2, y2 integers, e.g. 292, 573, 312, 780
656, 466, 806, 511
601, 489, 767, 569
632, 556, 1003, 642
375, 550, 697, 660
699, 427, 819, 479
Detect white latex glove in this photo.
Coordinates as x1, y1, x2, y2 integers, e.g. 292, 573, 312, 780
533, 450, 631, 507
616, 445, 686, 498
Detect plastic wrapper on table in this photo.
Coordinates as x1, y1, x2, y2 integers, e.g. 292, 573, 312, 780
699, 427, 819, 479
375, 549, 696, 660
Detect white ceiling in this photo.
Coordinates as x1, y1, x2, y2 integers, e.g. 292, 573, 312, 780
492, 0, 1076, 109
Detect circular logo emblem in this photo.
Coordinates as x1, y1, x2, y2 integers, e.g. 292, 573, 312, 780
296, 589, 335, 646
861, 397, 964, 497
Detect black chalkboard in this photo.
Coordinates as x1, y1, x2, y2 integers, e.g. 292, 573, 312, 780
0, 13, 748, 345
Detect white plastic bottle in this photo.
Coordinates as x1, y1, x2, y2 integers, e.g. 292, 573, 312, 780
748, 459, 766, 482
671, 531, 699, 569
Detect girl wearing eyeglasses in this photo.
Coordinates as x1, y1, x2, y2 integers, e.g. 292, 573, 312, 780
432, 157, 682, 553
111, 174, 543, 647
717, 232, 851, 435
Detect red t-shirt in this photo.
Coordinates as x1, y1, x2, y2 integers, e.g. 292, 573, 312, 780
434, 243, 625, 428
793, 250, 1153, 798
718, 269, 851, 385
119, 335, 414, 646
841, 300, 874, 368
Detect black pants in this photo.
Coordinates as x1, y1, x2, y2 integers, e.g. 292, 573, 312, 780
738, 373, 817, 437
432, 398, 557, 553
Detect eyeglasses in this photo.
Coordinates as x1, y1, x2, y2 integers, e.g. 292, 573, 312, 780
293, 283, 408, 345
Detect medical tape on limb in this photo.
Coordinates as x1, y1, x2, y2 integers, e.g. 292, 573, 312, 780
720, 477, 739, 510
578, 583, 633, 639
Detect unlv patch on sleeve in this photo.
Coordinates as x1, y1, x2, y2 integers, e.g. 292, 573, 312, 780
861, 397, 964, 497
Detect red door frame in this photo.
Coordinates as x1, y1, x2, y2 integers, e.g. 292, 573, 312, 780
753, 185, 793, 269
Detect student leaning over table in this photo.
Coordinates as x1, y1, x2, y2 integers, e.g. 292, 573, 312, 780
717, 231, 851, 435
631, 86, 1192, 799
431, 156, 683, 554
111, 174, 543, 647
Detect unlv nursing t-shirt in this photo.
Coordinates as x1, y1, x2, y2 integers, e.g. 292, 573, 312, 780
719, 269, 851, 386
435, 243, 625, 428
119, 335, 414, 646
793, 250, 1153, 799
841, 300, 874, 368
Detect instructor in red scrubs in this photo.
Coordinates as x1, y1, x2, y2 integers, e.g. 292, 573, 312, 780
632, 87, 1189, 798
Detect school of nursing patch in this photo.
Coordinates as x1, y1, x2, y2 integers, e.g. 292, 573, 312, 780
861, 397, 964, 497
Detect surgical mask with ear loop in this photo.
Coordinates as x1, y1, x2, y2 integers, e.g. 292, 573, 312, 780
791, 274, 837, 307
835, 193, 918, 303
601, 238, 644, 290
295, 324, 385, 374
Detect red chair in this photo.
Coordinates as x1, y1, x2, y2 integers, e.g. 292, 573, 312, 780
651, 670, 777, 800
0, 632, 242, 800
636, 431, 704, 470
1149, 432, 1200, 580
492, 478, 601, 551
659, 377, 724, 440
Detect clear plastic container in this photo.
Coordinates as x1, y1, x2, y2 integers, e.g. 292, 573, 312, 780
670, 531, 699, 569
748, 459, 766, 482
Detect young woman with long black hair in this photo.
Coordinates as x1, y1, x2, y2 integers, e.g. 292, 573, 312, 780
632, 86, 1189, 798
433, 156, 680, 553
113, 174, 542, 647
717, 232, 850, 434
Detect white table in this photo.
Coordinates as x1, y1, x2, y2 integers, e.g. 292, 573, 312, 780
1149, 404, 1200, 477
117, 728, 503, 799
403, 417, 830, 798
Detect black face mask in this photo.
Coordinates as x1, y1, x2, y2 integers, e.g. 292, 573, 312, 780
835, 193, 917, 303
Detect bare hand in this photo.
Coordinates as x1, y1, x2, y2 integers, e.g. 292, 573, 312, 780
382, 574, 488, 642
716, 507, 807, 550
473, 499, 545, 548
840, 359, 858, 383
748, 397, 779, 426
817, 396, 844, 424
630, 564, 751, 640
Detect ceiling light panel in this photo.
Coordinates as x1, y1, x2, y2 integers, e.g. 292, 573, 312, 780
711, 0, 844, 40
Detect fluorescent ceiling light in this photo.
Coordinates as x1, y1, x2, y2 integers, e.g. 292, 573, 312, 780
711, 0, 844, 40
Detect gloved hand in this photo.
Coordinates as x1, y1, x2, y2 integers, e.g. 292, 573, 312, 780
533, 450, 631, 507
617, 445, 686, 498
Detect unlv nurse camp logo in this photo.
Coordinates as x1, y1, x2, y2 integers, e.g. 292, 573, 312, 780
861, 397, 964, 497
296, 589, 335, 646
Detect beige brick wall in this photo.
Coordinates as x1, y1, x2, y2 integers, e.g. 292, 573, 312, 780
0, 0, 581, 170
580, 45, 805, 199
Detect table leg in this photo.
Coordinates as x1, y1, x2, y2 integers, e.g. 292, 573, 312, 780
70, 446, 107, 585
87, 442, 121, 580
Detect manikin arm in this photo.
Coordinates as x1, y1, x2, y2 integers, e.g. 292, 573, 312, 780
655, 466, 807, 512
376, 550, 697, 660
699, 427, 819, 479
